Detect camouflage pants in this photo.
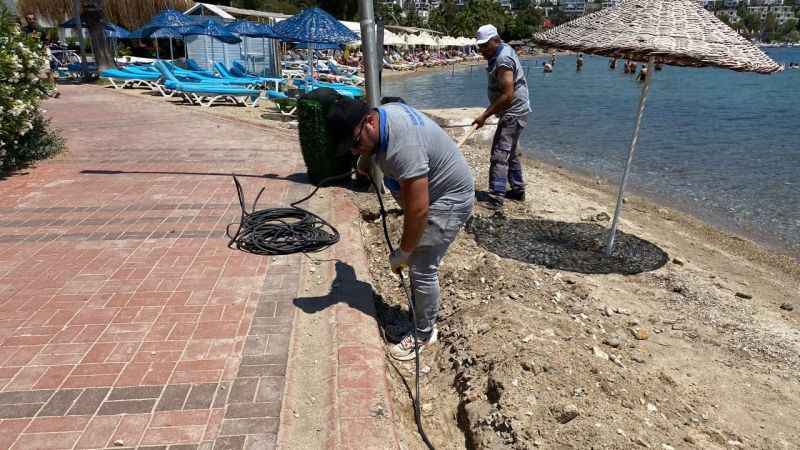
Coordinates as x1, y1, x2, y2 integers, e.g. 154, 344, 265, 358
489, 114, 527, 196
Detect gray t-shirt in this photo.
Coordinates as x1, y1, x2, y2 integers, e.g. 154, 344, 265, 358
373, 103, 474, 209
487, 44, 531, 117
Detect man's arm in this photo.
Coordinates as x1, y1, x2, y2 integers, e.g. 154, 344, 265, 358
473, 68, 514, 129
399, 175, 429, 253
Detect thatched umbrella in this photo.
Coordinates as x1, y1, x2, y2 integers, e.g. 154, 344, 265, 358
532, 0, 782, 255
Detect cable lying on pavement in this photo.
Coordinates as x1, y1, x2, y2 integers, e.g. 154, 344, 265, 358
226, 172, 353, 255
227, 172, 435, 450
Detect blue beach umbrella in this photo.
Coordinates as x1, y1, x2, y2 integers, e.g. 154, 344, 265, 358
294, 42, 341, 50
180, 19, 242, 68
180, 20, 241, 44
224, 21, 277, 73
224, 20, 276, 38
138, 9, 194, 37
272, 7, 358, 45
130, 9, 194, 59
272, 8, 358, 86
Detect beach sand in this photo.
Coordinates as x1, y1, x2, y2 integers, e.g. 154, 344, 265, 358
352, 109, 800, 449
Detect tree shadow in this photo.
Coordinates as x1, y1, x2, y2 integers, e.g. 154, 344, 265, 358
80, 169, 312, 185
467, 214, 669, 275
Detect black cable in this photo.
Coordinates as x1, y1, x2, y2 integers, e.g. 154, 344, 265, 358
227, 171, 435, 449
226, 172, 353, 255
367, 176, 436, 450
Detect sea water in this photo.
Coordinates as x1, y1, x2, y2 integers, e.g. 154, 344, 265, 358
383, 48, 800, 258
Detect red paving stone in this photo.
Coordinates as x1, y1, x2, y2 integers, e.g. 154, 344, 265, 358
0, 85, 400, 449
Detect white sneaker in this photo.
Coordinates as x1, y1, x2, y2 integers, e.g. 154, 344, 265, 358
389, 327, 438, 361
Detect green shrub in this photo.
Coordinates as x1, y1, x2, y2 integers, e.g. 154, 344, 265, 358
2, 112, 64, 172
297, 98, 354, 184
0, 5, 63, 173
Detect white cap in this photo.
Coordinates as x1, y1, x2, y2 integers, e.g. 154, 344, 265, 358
475, 24, 498, 45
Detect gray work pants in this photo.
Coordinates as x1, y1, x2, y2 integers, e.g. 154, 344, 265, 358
408, 202, 473, 335
489, 114, 527, 195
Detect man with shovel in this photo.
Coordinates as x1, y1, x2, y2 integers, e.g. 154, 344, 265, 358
327, 98, 474, 361
472, 24, 531, 210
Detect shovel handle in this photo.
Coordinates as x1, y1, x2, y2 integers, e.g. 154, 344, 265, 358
457, 124, 479, 149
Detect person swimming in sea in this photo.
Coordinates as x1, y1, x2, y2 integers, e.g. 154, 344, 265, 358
637, 65, 648, 82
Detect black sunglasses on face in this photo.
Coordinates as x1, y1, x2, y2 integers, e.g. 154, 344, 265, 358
352, 117, 367, 149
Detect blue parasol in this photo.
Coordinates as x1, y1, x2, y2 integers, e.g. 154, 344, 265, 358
294, 42, 341, 50
224, 21, 277, 73
130, 10, 195, 60
224, 20, 276, 38
272, 8, 357, 87
137, 9, 194, 37
272, 8, 357, 45
180, 19, 242, 68
180, 19, 241, 44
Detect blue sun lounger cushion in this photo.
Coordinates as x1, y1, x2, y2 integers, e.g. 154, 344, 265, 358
153, 61, 263, 107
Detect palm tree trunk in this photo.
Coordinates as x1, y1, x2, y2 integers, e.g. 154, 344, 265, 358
82, 0, 114, 71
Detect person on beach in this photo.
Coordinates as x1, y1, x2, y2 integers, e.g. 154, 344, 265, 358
576, 54, 584, 71
610, 58, 617, 70
623, 59, 631, 74
471, 24, 531, 210
543, 61, 553, 73
326, 97, 475, 361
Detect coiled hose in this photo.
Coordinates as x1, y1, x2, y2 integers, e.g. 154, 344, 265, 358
227, 172, 435, 450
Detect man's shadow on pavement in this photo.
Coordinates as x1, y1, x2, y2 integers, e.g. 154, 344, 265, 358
292, 261, 410, 343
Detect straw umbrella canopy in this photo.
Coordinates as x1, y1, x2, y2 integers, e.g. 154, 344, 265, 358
531, 0, 782, 255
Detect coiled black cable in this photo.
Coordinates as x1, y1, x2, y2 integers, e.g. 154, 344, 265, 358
226, 172, 353, 255
227, 171, 435, 449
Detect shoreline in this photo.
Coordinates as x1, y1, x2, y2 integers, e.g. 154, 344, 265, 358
528, 155, 800, 269
527, 153, 800, 263
380, 51, 555, 80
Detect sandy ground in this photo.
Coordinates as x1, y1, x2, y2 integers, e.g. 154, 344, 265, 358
351, 126, 800, 449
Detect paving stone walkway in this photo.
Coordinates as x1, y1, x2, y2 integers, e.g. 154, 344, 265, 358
0, 86, 398, 449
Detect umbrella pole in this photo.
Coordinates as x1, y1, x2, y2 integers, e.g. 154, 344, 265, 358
308, 45, 313, 92
605, 55, 655, 256
169, 37, 174, 60
155, 38, 160, 59
204, 37, 209, 68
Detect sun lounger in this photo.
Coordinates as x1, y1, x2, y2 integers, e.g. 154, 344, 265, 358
185, 58, 217, 77
223, 62, 285, 92
153, 61, 263, 107
212, 63, 285, 91
100, 68, 160, 89
291, 79, 363, 98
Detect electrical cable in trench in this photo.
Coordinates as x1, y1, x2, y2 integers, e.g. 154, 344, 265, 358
227, 172, 435, 450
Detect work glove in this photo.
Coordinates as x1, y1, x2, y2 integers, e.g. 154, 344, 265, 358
389, 249, 411, 273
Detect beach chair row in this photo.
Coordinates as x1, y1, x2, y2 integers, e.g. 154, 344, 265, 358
100, 59, 364, 109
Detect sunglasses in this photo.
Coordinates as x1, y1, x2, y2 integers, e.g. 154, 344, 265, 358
352, 117, 367, 149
